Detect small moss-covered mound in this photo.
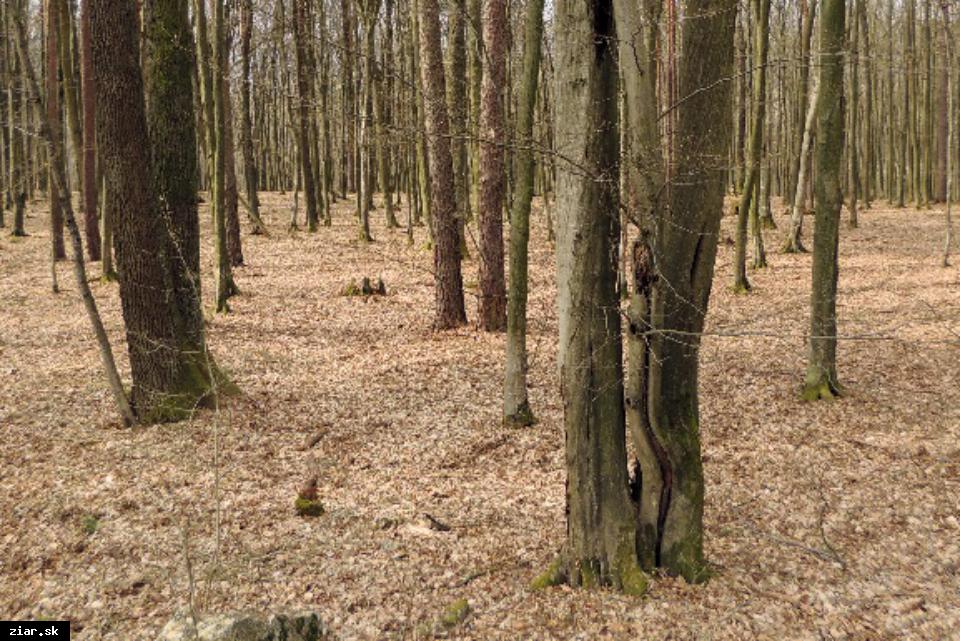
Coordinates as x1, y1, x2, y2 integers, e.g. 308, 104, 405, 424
294, 497, 325, 517
439, 598, 470, 628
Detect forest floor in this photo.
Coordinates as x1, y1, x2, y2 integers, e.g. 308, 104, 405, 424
1, 193, 959, 640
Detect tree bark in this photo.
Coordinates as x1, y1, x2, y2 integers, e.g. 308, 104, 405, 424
418, 0, 467, 328
476, 0, 508, 331
502, 0, 545, 425
551, 0, 644, 593
46, 0, 66, 261
79, 0, 100, 259
92, 0, 225, 421
803, 0, 845, 401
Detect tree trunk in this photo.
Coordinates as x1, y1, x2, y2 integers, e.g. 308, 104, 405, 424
418, 0, 467, 329
733, 0, 771, 292
803, 0, 845, 401
783, 74, 819, 253
502, 0, 545, 426
239, 0, 267, 234
551, 0, 644, 593
46, 0, 65, 261
7, 0, 28, 238
80, 0, 100, 259
476, 0, 507, 331
92, 0, 226, 421
293, 0, 319, 232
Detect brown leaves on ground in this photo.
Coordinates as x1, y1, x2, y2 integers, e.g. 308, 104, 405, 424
0, 194, 958, 639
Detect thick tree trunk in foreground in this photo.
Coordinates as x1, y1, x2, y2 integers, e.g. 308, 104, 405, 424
502, 0, 545, 426
143, 0, 223, 386
803, 0, 845, 400
548, 0, 646, 595
92, 0, 224, 422
646, 0, 737, 580
418, 0, 467, 329
476, 0, 507, 331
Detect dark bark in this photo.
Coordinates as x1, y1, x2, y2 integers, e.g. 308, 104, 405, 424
418, 0, 467, 329
80, 0, 100, 260
477, 0, 507, 331
93, 0, 224, 421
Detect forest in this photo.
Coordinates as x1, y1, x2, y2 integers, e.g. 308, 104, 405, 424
0, 0, 958, 638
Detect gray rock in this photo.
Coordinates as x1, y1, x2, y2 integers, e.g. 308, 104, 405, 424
159, 611, 329, 641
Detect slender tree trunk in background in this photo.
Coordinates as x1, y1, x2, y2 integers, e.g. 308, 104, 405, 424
784, 74, 818, 253
410, 2, 431, 237
418, 0, 466, 328
476, 0, 507, 331
803, 0, 845, 401
941, 1, 954, 265
787, 0, 816, 207
374, 5, 397, 229
7, 0, 28, 239
12, 6, 134, 426
193, 0, 216, 189
212, 0, 237, 309
56, 0, 81, 193
858, 0, 873, 207
80, 0, 100, 260
887, 0, 896, 202
239, 0, 267, 234
340, 0, 355, 196
356, 0, 378, 242
221, 37, 244, 267
446, 0, 469, 244
734, 0, 771, 291
922, 0, 932, 207
848, 0, 860, 228
467, 0, 482, 217
92, 0, 224, 421
46, 0, 66, 261
936, 14, 949, 202
293, 0, 319, 231
503, 0, 544, 426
